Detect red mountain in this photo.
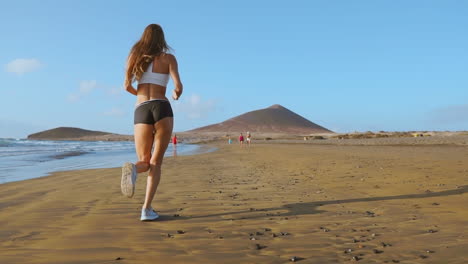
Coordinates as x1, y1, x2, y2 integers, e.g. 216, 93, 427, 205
188, 104, 332, 134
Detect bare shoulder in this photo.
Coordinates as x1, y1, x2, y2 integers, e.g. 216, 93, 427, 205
164, 53, 177, 62
156, 53, 176, 67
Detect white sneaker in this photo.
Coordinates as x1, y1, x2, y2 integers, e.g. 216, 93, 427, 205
121, 162, 137, 198
140, 208, 159, 221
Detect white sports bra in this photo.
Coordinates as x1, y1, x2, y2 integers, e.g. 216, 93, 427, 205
138, 62, 170, 87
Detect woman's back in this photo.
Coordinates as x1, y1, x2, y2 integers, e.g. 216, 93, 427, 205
124, 23, 182, 102
136, 53, 172, 104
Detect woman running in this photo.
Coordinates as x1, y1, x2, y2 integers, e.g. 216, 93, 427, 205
121, 24, 183, 221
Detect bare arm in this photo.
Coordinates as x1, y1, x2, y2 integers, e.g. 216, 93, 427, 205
124, 54, 137, 96
125, 83, 137, 96
169, 54, 183, 100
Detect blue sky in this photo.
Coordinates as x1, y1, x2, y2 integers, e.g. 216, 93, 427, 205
1, 0, 467, 138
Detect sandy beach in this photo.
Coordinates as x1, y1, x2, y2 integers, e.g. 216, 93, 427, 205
1, 142, 467, 264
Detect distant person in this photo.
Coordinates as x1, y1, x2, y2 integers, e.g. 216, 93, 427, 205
172, 144, 178, 157
228, 136, 233, 144
121, 24, 183, 221
172, 134, 178, 145
239, 133, 244, 147
246, 131, 252, 146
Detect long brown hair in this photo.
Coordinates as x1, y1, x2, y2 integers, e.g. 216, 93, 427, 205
125, 24, 171, 86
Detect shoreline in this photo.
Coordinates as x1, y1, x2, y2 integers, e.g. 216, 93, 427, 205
174, 132, 468, 146
0, 142, 216, 185
24, 130, 468, 144
0, 143, 467, 263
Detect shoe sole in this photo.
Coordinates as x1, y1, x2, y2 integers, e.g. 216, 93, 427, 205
121, 162, 135, 198
140, 215, 160, 221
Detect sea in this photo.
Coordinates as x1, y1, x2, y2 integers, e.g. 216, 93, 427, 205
0, 138, 209, 184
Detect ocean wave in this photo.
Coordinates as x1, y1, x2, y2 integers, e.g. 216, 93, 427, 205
0, 142, 203, 184
51, 151, 91, 160
0, 139, 135, 155
0, 138, 14, 147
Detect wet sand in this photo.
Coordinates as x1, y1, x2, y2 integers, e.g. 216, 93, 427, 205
0, 143, 467, 263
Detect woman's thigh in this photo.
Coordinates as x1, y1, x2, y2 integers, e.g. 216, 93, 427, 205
134, 124, 154, 162
151, 117, 174, 165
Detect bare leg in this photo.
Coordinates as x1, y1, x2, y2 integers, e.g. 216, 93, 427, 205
134, 124, 154, 173
142, 117, 173, 209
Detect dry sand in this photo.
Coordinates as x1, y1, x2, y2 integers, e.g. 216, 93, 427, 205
0, 143, 467, 263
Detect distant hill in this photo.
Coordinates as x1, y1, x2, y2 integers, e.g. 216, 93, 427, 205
28, 127, 115, 140
188, 104, 332, 134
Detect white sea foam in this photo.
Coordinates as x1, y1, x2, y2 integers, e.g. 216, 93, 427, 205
0, 139, 211, 184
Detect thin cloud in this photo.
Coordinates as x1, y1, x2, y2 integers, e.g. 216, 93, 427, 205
430, 104, 468, 124
173, 94, 217, 120
5, 58, 43, 75
103, 107, 124, 117
68, 80, 98, 102
79, 80, 97, 93
67, 94, 80, 102
106, 85, 124, 96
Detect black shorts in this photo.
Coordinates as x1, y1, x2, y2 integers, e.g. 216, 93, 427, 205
134, 100, 173, 124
